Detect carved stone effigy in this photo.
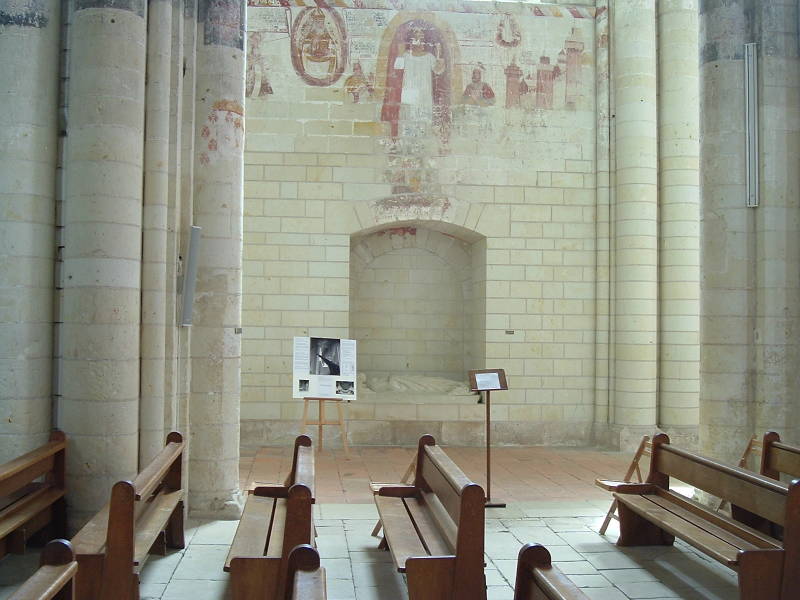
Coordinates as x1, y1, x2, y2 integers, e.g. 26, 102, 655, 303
359, 373, 477, 396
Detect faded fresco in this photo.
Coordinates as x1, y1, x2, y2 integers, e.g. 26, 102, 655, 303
1, 0, 49, 26
290, 7, 348, 87
202, 0, 245, 49
245, 1, 595, 197
199, 100, 244, 166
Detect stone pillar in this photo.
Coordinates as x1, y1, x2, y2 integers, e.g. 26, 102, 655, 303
752, 1, 800, 441
699, 1, 753, 461
0, 0, 60, 462
657, 0, 700, 442
62, 0, 145, 518
140, 0, 173, 466
611, 0, 659, 447
594, 0, 612, 431
188, 0, 245, 516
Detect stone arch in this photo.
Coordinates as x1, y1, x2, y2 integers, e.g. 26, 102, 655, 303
349, 216, 487, 382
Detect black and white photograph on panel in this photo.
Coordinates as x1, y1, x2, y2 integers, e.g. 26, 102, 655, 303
298, 379, 309, 393
310, 337, 341, 375
336, 380, 354, 395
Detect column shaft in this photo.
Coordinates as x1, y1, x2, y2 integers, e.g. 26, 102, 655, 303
612, 0, 659, 442
0, 0, 60, 462
657, 0, 700, 437
189, 0, 245, 516
62, 0, 145, 519
140, 0, 173, 465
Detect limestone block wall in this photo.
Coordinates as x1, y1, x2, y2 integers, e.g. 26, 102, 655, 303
242, 0, 600, 447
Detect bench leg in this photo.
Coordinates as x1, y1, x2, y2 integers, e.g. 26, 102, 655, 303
378, 535, 388, 550
406, 557, 460, 600
738, 549, 783, 600
75, 554, 104, 600
615, 502, 674, 546
370, 521, 382, 537
166, 500, 185, 549
230, 557, 280, 600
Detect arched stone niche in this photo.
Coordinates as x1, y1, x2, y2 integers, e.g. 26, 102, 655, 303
350, 221, 486, 394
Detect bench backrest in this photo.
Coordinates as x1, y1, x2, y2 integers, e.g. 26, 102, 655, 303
284, 434, 314, 500
413, 435, 485, 596
0, 430, 66, 501
285, 544, 326, 600
514, 544, 589, 600
648, 433, 792, 526
9, 539, 77, 600
761, 431, 800, 481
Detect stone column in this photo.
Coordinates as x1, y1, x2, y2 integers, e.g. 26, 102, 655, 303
752, 1, 800, 441
657, 0, 700, 442
594, 0, 612, 431
62, 0, 145, 518
612, 0, 659, 447
188, 0, 245, 516
140, 0, 173, 465
699, 1, 753, 462
0, 0, 60, 462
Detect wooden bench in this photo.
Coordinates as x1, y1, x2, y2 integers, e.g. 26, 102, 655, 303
71, 431, 185, 600
761, 431, 800, 480
513, 543, 588, 600
9, 539, 77, 600
225, 435, 315, 600
1, 431, 67, 559
373, 434, 486, 600
285, 544, 326, 600
600, 432, 800, 600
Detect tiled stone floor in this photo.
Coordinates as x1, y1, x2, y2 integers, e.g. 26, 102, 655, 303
0, 446, 740, 599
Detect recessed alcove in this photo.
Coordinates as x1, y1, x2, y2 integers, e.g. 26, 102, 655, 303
349, 222, 486, 405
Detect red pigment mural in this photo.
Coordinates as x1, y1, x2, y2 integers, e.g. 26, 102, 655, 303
290, 6, 348, 87
380, 19, 452, 141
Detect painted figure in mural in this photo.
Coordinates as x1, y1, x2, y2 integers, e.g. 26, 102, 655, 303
291, 7, 347, 87
344, 62, 374, 103
462, 66, 495, 107
496, 13, 521, 48
534, 55, 560, 109
559, 27, 584, 108
381, 20, 451, 140
301, 9, 339, 79
246, 32, 274, 98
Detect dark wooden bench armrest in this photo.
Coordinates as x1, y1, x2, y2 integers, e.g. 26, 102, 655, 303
515, 543, 589, 600
9, 539, 76, 600
132, 432, 184, 500
287, 544, 326, 600
376, 486, 418, 498
253, 485, 289, 498
596, 480, 657, 494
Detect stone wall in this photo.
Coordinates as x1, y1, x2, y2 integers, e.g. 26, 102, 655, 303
242, 0, 600, 447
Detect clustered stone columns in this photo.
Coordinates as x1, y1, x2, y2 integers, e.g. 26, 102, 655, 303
657, 0, 700, 439
611, 0, 659, 445
140, 0, 174, 466
188, 0, 246, 517
62, 0, 146, 519
0, 0, 61, 463
700, 0, 800, 461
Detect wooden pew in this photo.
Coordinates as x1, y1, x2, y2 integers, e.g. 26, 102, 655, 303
225, 435, 315, 600
373, 434, 486, 600
513, 544, 588, 600
601, 433, 800, 600
9, 539, 77, 600
71, 432, 185, 600
761, 431, 800, 480
285, 544, 326, 600
1, 431, 67, 559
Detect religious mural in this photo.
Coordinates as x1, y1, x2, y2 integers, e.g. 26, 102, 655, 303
380, 19, 453, 142
290, 7, 348, 87
246, 32, 274, 98
344, 62, 375, 103
495, 13, 520, 48
462, 65, 495, 107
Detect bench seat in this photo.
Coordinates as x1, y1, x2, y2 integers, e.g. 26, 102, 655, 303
225, 436, 315, 600
374, 435, 486, 600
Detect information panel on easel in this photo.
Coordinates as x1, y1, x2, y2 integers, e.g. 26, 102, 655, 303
292, 337, 357, 400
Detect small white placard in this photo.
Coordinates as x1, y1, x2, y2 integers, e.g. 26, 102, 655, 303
475, 372, 501, 390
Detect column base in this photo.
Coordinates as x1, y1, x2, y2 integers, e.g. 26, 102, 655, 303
188, 489, 245, 520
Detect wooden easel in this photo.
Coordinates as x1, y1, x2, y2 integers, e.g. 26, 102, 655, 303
301, 397, 349, 456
